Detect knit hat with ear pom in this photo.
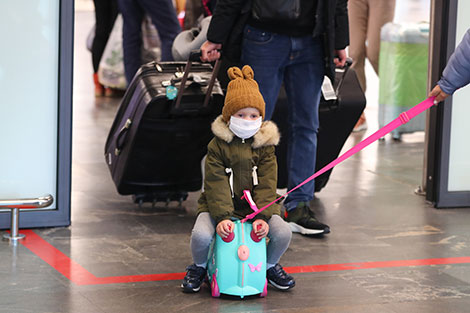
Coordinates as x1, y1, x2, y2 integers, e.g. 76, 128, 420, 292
222, 65, 265, 122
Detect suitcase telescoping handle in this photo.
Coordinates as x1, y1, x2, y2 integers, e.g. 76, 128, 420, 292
334, 57, 353, 96
173, 50, 221, 110
321, 57, 353, 112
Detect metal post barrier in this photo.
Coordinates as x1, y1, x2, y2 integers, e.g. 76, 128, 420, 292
1, 195, 53, 241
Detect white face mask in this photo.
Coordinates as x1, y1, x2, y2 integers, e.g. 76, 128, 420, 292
229, 116, 262, 140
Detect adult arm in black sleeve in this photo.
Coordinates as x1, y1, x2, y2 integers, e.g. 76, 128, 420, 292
206, 0, 246, 45
334, 0, 349, 50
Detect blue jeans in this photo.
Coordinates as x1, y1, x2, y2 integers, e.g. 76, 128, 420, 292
117, 0, 181, 84
241, 25, 325, 210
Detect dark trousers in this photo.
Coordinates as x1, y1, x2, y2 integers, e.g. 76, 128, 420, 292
117, 0, 181, 84
92, 0, 119, 73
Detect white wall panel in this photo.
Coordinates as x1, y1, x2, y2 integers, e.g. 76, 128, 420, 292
448, 0, 470, 191
0, 0, 59, 205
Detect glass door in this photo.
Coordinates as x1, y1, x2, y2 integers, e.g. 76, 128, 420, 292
0, 0, 73, 227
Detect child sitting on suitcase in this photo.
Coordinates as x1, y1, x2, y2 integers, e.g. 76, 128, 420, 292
181, 65, 295, 293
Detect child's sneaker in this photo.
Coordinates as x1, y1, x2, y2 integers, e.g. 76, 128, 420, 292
267, 263, 295, 290
181, 264, 207, 293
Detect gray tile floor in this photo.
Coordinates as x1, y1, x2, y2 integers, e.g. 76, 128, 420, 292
2, 1, 470, 312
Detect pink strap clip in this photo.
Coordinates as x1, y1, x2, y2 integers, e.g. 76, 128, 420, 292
399, 112, 410, 124
240, 190, 259, 223
241, 190, 259, 213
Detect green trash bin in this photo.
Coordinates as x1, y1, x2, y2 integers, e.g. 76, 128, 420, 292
378, 22, 429, 139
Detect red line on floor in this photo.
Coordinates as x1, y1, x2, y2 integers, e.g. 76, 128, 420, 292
19, 230, 185, 285
20, 230, 96, 285
18, 230, 470, 286
285, 257, 470, 274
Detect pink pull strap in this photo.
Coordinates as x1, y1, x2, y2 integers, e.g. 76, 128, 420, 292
241, 190, 259, 212
240, 97, 437, 222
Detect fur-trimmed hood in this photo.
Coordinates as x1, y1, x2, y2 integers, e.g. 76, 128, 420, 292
211, 115, 280, 148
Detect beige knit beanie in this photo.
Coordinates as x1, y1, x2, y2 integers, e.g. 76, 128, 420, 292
222, 65, 265, 122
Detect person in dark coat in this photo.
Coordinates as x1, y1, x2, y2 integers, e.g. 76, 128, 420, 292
200, 0, 350, 236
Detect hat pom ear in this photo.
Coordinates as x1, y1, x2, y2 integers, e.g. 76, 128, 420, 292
227, 67, 243, 80
242, 65, 254, 80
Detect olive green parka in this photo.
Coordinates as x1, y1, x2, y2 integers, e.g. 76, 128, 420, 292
197, 115, 281, 224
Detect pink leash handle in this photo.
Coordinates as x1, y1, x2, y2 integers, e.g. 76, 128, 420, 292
241, 97, 437, 222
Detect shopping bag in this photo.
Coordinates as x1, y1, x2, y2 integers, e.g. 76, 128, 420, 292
98, 14, 126, 90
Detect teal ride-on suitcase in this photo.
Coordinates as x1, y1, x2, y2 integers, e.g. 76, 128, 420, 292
207, 190, 268, 298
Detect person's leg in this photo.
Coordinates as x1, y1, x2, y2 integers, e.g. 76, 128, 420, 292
99, 0, 120, 96
349, 0, 370, 132
190, 212, 216, 267
92, 0, 117, 72
182, 212, 215, 293
92, 0, 105, 73
366, 0, 396, 74
266, 215, 292, 266
117, 0, 144, 84
283, 36, 324, 208
106, 1, 119, 44
103, 0, 119, 47
266, 215, 295, 290
138, 0, 181, 61
92, 0, 119, 95
282, 35, 330, 235
348, 0, 369, 92
240, 25, 290, 120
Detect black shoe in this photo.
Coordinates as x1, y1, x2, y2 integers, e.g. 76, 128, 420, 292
181, 264, 206, 293
267, 264, 295, 290
307, 209, 330, 234
284, 202, 330, 235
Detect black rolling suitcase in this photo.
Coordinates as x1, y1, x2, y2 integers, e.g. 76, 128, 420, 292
272, 60, 366, 191
105, 53, 224, 205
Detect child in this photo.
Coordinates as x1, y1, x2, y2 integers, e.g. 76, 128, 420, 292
181, 65, 295, 293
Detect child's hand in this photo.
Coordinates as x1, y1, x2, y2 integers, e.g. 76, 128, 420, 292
216, 220, 234, 238
252, 219, 269, 239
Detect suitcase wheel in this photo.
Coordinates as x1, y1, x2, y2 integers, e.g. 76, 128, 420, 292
133, 192, 188, 208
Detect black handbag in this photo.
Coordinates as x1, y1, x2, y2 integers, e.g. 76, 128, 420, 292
252, 0, 300, 21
